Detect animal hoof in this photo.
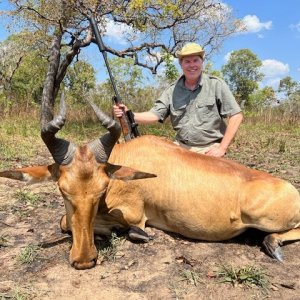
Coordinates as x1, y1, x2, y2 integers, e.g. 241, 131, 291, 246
263, 235, 284, 262
128, 226, 149, 242
273, 247, 284, 262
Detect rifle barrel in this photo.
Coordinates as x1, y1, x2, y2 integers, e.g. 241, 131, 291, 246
89, 15, 139, 140
89, 16, 121, 101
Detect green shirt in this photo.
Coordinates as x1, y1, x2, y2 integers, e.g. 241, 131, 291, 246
150, 73, 242, 146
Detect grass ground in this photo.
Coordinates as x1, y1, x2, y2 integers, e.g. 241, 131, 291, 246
0, 108, 300, 299
1, 109, 299, 187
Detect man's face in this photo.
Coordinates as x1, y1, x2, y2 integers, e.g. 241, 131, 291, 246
180, 55, 203, 81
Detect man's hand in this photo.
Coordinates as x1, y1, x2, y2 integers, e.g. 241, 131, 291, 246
205, 112, 243, 157
205, 145, 226, 157
113, 104, 128, 118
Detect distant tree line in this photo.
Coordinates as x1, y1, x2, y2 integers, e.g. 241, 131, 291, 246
1, 33, 298, 114
1, 0, 241, 120
0, 0, 299, 117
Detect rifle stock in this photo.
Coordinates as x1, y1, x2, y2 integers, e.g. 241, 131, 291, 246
112, 96, 133, 141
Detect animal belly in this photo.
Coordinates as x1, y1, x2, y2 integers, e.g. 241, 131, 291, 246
146, 213, 245, 242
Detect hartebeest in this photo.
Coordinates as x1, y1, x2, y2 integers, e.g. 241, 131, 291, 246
1, 96, 300, 270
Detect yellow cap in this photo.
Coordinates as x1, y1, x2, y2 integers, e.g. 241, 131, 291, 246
176, 43, 205, 60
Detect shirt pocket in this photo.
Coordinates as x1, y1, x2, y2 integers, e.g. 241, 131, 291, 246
170, 103, 187, 129
194, 97, 219, 126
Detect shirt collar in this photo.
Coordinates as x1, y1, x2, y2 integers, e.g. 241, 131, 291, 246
178, 73, 203, 90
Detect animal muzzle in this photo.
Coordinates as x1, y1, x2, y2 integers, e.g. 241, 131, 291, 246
69, 245, 98, 270
68, 218, 99, 270
71, 256, 98, 270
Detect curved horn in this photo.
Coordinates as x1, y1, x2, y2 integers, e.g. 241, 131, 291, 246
88, 101, 121, 163
41, 93, 76, 165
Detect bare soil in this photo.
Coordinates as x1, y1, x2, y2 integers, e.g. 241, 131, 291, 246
1, 136, 300, 300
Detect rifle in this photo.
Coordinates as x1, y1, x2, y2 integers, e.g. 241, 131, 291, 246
89, 16, 139, 141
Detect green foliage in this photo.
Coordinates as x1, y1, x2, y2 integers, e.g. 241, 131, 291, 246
64, 60, 96, 103
248, 86, 276, 109
1, 0, 241, 115
108, 57, 143, 86
279, 89, 300, 122
222, 49, 264, 106
0, 32, 47, 108
97, 57, 144, 106
108, 57, 142, 94
3, 288, 30, 300
16, 244, 42, 265
14, 190, 41, 206
179, 269, 202, 286
162, 52, 179, 83
11, 52, 47, 104
216, 264, 269, 290
2, 0, 241, 81
97, 232, 125, 262
278, 76, 299, 97
204, 61, 223, 78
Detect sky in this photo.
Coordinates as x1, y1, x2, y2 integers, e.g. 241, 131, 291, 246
212, 0, 300, 90
0, 0, 300, 91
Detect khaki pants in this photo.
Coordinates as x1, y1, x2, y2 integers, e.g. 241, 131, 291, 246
174, 140, 221, 154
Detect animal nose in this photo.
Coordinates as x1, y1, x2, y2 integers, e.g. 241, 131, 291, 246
69, 242, 98, 269
71, 258, 97, 270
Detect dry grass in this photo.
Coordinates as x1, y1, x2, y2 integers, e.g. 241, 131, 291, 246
0, 105, 299, 300
1, 105, 299, 190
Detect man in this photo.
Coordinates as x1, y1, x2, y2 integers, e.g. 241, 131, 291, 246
114, 43, 243, 157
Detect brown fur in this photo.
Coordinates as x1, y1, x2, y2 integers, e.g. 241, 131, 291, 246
1, 135, 300, 269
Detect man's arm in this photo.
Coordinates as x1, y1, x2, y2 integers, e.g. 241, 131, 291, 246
113, 104, 159, 124
133, 111, 160, 124
205, 112, 243, 157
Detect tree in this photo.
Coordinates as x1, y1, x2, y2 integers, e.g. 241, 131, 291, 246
204, 61, 223, 78
248, 86, 276, 109
96, 56, 143, 108
0, 32, 48, 107
161, 52, 179, 83
64, 60, 96, 103
10, 50, 47, 105
2, 0, 242, 124
278, 76, 299, 98
222, 49, 264, 106
279, 89, 300, 123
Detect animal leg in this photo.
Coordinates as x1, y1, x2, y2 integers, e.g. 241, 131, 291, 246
93, 214, 124, 236
120, 209, 149, 242
106, 204, 149, 242
60, 214, 72, 235
263, 228, 300, 262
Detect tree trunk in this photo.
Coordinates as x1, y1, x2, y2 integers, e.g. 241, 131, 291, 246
40, 32, 63, 127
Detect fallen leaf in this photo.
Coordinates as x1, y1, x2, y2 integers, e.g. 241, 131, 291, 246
206, 270, 217, 278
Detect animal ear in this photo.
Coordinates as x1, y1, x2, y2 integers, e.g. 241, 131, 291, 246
105, 163, 156, 181
0, 164, 60, 184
